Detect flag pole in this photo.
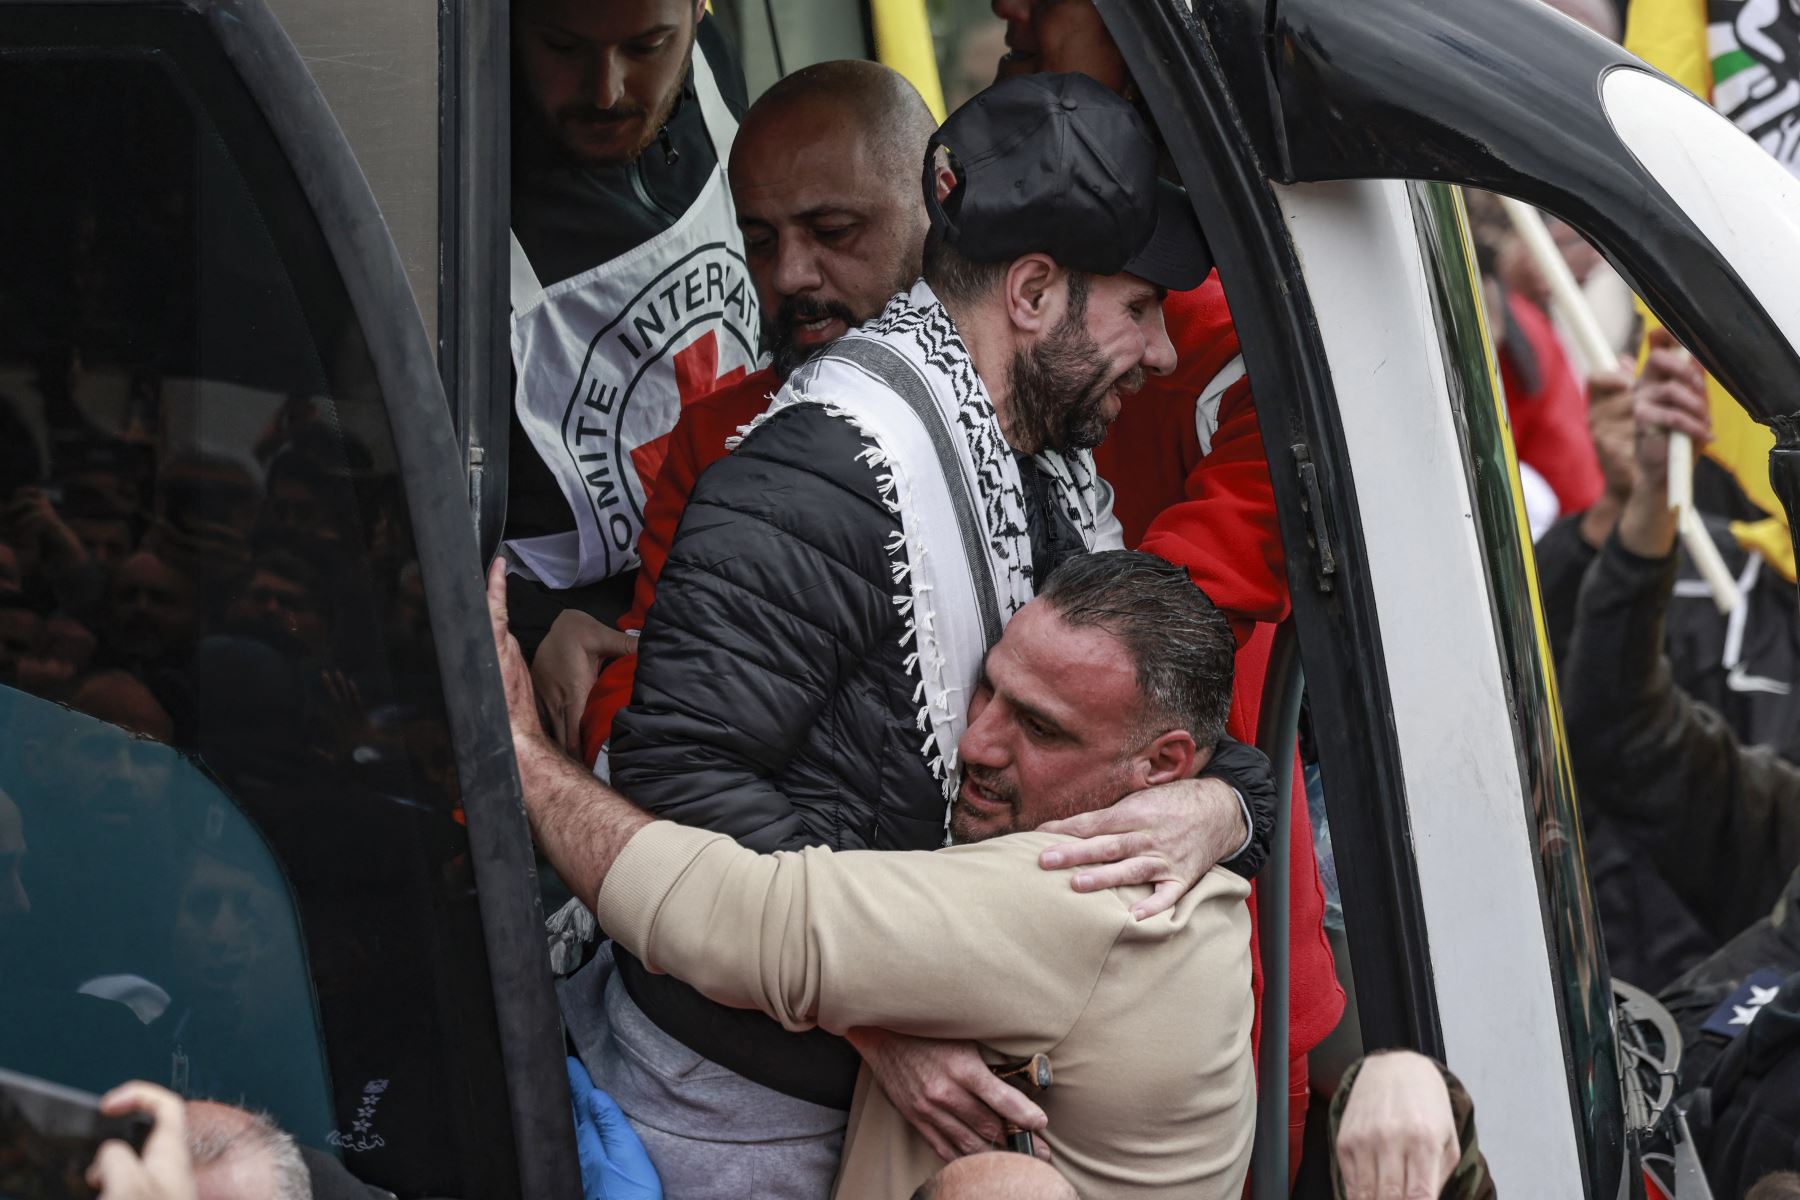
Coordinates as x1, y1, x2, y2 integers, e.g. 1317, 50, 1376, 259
1499, 198, 1738, 613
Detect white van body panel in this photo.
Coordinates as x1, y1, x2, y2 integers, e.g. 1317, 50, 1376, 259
1275, 177, 1586, 1197
1604, 66, 1800, 361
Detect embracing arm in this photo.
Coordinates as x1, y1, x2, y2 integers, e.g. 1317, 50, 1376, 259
486, 560, 652, 909
1035, 737, 1273, 919
1207, 737, 1277, 878
599, 829, 1120, 1042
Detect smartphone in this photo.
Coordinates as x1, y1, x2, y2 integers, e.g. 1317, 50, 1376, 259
0, 1068, 153, 1200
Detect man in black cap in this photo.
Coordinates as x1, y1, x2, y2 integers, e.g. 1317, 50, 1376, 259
558, 72, 1266, 1197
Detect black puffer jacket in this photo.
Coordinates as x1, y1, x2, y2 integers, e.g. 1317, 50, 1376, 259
612, 405, 946, 854
609, 403, 1277, 1106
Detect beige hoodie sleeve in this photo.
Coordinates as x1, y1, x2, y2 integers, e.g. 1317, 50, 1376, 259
596, 822, 1131, 1042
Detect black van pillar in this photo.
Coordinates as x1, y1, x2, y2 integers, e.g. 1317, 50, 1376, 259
1769, 423, 1800, 573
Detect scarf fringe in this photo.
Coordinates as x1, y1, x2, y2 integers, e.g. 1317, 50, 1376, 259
722, 292, 1103, 825
745, 391, 956, 798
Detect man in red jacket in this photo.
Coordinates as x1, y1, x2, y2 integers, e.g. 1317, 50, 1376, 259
987, 0, 1342, 1168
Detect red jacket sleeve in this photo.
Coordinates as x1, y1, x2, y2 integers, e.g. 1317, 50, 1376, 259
1137, 376, 1290, 644
578, 370, 777, 766
1499, 295, 1604, 515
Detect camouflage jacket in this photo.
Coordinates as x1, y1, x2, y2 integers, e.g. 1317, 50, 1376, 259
1328, 1053, 1496, 1200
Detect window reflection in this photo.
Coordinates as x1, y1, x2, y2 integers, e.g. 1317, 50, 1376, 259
0, 689, 332, 1140
711, 0, 871, 100
0, 19, 515, 1194
1409, 182, 1627, 1187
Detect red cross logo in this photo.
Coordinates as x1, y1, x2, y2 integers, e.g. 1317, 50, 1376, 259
629, 330, 746, 489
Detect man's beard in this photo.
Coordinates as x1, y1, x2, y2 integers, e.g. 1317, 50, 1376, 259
550, 42, 691, 166
950, 761, 1131, 844
768, 294, 860, 380
1006, 305, 1144, 454
949, 762, 1024, 844
766, 262, 918, 380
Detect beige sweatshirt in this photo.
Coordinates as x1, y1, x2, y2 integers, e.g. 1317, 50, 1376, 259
597, 821, 1255, 1200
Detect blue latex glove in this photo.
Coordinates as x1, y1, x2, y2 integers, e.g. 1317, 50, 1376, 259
567, 1057, 663, 1200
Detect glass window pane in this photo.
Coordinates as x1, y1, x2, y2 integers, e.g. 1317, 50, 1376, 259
1408, 181, 1626, 1186
0, 688, 331, 1139
0, 8, 519, 1195
712, 0, 872, 101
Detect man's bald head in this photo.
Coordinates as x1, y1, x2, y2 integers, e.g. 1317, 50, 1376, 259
731, 60, 939, 377
912, 1152, 1079, 1200
740, 58, 938, 187
186, 1101, 310, 1200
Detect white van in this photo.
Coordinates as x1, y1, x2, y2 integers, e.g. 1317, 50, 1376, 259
0, 0, 1792, 1195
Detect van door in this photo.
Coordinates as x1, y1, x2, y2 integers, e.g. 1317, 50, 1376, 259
0, 2, 578, 1196
1106, 0, 1800, 1194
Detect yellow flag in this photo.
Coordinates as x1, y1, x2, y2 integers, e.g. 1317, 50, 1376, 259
1625, 0, 1797, 581
1624, 0, 1713, 98
869, 0, 948, 121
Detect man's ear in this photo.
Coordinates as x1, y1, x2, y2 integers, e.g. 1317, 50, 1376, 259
694, 0, 710, 25
1003, 254, 1060, 335
932, 159, 958, 205
1137, 729, 1200, 787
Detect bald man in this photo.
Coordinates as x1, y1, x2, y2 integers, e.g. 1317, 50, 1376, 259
185, 1100, 311, 1200
542, 64, 950, 1198
734, 60, 938, 378
913, 1152, 1077, 1200
88, 1083, 395, 1200
545, 60, 942, 758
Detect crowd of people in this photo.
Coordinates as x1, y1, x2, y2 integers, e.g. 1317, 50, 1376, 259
9, 0, 1800, 1196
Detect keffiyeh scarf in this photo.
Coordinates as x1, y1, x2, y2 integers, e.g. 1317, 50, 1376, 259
733, 281, 1122, 800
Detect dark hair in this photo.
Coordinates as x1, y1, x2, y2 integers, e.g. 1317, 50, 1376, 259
923, 218, 1092, 316
928, 223, 1094, 329
1037, 549, 1234, 747
922, 221, 1009, 306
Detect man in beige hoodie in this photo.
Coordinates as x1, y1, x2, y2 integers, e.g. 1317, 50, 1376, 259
492, 549, 1255, 1199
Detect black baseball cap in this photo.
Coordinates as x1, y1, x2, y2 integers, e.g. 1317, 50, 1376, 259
923, 72, 1211, 292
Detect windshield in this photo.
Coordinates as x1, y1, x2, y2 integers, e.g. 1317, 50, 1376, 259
1408, 180, 1627, 1193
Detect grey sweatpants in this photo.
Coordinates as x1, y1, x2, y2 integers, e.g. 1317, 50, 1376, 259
559, 947, 847, 1200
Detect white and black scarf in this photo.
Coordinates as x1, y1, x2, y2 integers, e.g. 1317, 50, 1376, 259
734, 282, 1123, 801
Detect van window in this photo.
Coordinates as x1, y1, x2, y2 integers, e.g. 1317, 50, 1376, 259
711, 0, 872, 99
0, 689, 331, 1140
0, 7, 519, 1195
1409, 180, 1626, 1185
